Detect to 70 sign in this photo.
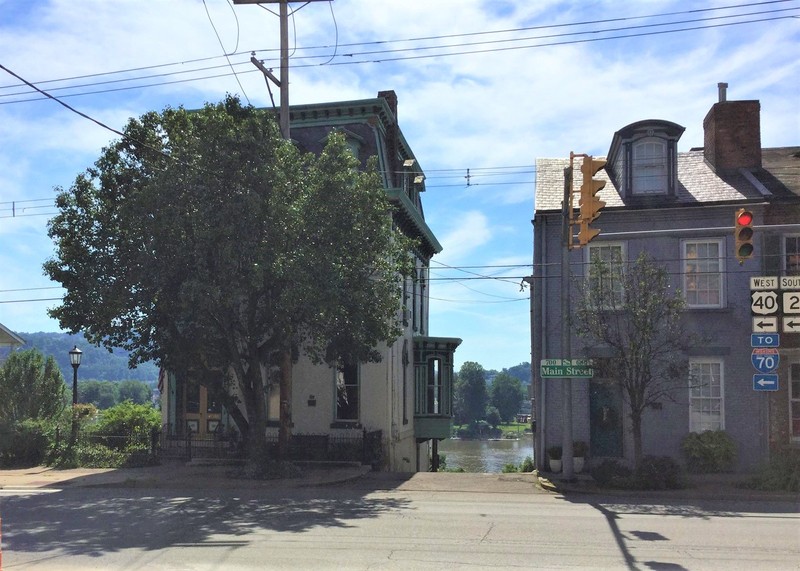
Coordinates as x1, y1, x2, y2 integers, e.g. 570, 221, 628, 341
752, 348, 779, 373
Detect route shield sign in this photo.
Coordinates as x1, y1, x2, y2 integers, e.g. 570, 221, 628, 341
753, 374, 779, 391
751, 291, 779, 315
751, 348, 779, 373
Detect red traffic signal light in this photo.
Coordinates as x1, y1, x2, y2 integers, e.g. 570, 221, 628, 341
735, 208, 754, 264
578, 156, 606, 246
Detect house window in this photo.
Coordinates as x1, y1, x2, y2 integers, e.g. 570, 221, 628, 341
689, 359, 724, 432
632, 139, 667, 194
427, 358, 442, 414
335, 362, 359, 421
683, 239, 724, 308
790, 363, 800, 441
784, 235, 800, 276
586, 242, 625, 308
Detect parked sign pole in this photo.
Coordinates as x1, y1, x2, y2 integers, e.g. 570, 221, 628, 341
560, 167, 574, 480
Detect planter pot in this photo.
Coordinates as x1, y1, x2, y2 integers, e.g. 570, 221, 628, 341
573, 456, 585, 473
549, 458, 562, 473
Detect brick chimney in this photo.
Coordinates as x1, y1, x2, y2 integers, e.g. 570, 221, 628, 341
378, 90, 398, 122
703, 82, 762, 172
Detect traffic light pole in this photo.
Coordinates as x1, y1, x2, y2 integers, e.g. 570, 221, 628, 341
561, 166, 575, 481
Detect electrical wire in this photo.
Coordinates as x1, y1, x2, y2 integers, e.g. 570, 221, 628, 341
0, 3, 796, 104
203, 0, 251, 104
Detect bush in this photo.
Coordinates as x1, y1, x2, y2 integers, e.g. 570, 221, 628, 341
632, 455, 687, 490
590, 459, 632, 487
681, 430, 737, 473
520, 456, 535, 472
92, 401, 161, 451
573, 441, 589, 457
0, 420, 50, 467
547, 445, 562, 460
741, 447, 800, 492
502, 462, 519, 473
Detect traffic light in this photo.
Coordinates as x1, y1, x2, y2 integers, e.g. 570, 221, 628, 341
578, 156, 607, 246
734, 208, 754, 264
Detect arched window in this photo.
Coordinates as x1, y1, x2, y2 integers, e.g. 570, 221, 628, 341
632, 138, 667, 194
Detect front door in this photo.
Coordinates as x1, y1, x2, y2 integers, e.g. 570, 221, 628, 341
589, 381, 623, 457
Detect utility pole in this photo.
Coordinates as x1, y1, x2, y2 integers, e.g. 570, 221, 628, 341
233, 0, 328, 139
561, 165, 575, 481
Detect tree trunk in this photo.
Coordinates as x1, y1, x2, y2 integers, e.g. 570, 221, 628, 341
278, 349, 292, 459
631, 412, 643, 468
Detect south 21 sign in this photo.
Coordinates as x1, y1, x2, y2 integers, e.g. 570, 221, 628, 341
751, 348, 779, 374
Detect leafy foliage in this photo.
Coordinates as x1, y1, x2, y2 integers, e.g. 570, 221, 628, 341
0, 348, 66, 423
0, 419, 50, 467
486, 406, 501, 428
91, 401, 161, 451
44, 96, 413, 458
590, 456, 687, 490
681, 430, 737, 473
489, 372, 524, 423
454, 361, 488, 424
574, 253, 695, 466
741, 447, 800, 492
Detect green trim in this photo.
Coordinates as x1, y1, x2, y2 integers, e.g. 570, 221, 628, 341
387, 188, 442, 254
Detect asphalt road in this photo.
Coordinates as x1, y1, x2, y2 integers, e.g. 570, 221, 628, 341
2, 479, 798, 570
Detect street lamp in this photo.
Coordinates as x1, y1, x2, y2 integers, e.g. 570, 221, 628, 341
69, 345, 82, 405
69, 345, 82, 445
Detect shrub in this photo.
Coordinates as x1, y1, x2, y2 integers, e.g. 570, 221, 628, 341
0, 420, 50, 467
520, 456, 535, 472
681, 430, 737, 473
547, 445, 562, 460
573, 441, 589, 457
93, 401, 161, 451
741, 447, 800, 492
590, 459, 632, 487
502, 462, 519, 473
632, 455, 687, 490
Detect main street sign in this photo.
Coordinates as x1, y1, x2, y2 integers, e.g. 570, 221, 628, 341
753, 374, 779, 391
540, 359, 594, 378
751, 348, 780, 374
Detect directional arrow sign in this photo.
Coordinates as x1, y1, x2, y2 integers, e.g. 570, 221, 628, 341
784, 317, 800, 333
753, 374, 779, 391
752, 316, 778, 333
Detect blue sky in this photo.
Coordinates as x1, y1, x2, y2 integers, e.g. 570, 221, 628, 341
0, 0, 798, 372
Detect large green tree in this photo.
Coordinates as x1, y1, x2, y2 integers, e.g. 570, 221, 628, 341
573, 253, 694, 467
0, 349, 66, 423
489, 372, 524, 423
453, 361, 488, 425
45, 96, 412, 460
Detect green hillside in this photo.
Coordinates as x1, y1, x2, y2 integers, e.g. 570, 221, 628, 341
16, 331, 159, 385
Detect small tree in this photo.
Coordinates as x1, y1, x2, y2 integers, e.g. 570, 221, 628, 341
453, 361, 488, 424
489, 372, 524, 423
574, 253, 694, 467
0, 349, 66, 423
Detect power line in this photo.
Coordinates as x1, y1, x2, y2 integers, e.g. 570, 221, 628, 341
1, 3, 796, 104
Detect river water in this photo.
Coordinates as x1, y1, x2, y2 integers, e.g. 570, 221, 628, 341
438, 437, 535, 473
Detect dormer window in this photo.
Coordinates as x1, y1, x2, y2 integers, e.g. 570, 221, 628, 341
632, 138, 668, 194
606, 120, 685, 201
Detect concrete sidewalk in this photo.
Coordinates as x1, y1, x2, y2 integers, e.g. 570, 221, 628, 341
0, 461, 372, 491
1, 464, 797, 501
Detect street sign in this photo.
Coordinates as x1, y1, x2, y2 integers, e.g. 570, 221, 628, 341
751, 348, 780, 373
540, 359, 594, 378
750, 276, 778, 290
780, 276, 800, 289
753, 374, 779, 391
783, 291, 800, 314
751, 291, 779, 315
752, 316, 778, 333
751, 333, 780, 348
784, 317, 800, 333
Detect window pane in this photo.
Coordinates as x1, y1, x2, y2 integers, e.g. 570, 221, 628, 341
336, 363, 359, 421
786, 236, 800, 276
684, 241, 722, 307
690, 361, 723, 432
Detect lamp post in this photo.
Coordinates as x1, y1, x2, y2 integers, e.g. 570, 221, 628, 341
69, 345, 82, 445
